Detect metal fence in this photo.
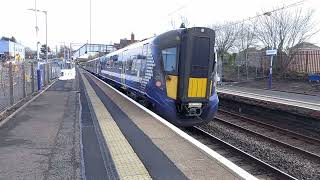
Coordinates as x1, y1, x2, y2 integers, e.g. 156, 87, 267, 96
218, 51, 320, 83
288, 51, 320, 74
0, 60, 61, 112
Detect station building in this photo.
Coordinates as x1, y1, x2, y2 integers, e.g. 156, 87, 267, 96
113, 33, 139, 50
0, 40, 25, 61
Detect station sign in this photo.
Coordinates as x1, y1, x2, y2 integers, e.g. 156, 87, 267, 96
266, 49, 277, 56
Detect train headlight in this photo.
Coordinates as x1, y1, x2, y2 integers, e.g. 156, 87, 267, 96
156, 80, 162, 87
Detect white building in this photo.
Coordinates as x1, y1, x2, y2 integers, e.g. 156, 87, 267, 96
0, 40, 25, 61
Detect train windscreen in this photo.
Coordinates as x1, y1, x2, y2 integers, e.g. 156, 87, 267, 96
190, 37, 210, 77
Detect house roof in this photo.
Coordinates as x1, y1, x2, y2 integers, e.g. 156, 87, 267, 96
292, 42, 320, 50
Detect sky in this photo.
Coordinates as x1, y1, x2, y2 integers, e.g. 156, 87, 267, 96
0, 0, 319, 51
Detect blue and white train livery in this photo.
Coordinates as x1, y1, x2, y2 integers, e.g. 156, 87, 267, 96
83, 27, 219, 126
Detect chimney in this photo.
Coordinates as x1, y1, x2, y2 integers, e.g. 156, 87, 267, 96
131, 33, 135, 43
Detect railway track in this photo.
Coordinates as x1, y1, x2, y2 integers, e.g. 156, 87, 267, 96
184, 126, 296, 180
216, 109, 320, 160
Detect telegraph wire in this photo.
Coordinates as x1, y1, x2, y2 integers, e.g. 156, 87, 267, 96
214, 0, 308, 30
167, 0, 193, 16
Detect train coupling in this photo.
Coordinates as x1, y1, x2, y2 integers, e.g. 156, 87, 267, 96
185, 103, 202, 116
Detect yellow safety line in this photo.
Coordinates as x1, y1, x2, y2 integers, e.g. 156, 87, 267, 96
80, 72, 151, 180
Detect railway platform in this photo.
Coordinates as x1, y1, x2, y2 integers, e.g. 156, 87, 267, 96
78, 69, 255, 179
0, 79, 81, 179
0, 68, 257, 180
217, 85, 320, 119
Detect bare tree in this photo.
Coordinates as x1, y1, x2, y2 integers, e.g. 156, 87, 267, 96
180, 16, 190, 27
233, 22, 259, 80
235, 22, 258, 52
211, 22, 241, 59
209, 22, 241, 82
255, 8, 318, 74
170, 19, 176, 29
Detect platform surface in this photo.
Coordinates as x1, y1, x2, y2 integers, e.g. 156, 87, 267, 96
0, 79, 81, 179
0, 69, 254, 180
80, 69, 252, 180
218, 85, 320, 111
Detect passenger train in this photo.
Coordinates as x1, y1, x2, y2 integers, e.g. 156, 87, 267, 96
83, 27, 219, 126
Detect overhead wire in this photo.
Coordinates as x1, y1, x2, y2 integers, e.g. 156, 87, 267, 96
213, 0, 308, 30
167, 0, 193, 16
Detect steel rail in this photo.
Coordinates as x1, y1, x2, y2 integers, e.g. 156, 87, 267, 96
190, 126, 296, 180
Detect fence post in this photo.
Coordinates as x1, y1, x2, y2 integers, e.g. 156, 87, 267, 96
22, 64, 26, 98
237, 65, 240, 81
47, 64, 50, 83
43, 65, 46, 86
49, 63, 52, 80
37, 69, 41, 91
31, 63, 34, 93
245, 52, 248, 80
9, 62, 14, 106
305, 52, 309, 73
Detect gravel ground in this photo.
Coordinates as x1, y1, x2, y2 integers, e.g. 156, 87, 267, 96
220, 107, 320, 140
200, 121, 320, 179
258, 116, 320, 140
216, 112, 320, 157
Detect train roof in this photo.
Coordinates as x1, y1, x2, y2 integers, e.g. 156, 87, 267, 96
86, 27, 214, 62
104, 29, 186, 57
106, 37, 155, 57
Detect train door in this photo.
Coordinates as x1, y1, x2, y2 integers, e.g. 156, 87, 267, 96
120, 51, 126, 87
162, 47, 179, 99
97, 58, 101, 74
119, 52, 126, 87
178, 27, 215, 102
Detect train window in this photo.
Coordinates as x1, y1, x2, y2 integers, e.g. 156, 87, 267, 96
162, 47, 177, 73
191, 37, 210, 77
142, 44, 148, 56
112, 55, 118, 61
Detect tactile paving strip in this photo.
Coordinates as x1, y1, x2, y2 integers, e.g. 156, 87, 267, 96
81, 72, 151, 179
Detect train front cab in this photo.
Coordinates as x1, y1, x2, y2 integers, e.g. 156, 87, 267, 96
158, 27, 219, 126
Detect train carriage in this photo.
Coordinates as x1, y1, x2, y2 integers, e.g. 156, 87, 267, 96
83, 27, 219, 126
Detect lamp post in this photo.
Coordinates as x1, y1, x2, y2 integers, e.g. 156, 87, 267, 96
44, 11, 48, 62
89, 0, 92, 45
35, 0, 39, 61
64, 42, 66, 64
28, 6, 48, 90
263, 11, 274, 90
27, 8, 48, 62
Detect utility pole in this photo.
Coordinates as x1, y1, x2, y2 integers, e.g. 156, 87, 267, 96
69, 43, 72, 62
63, 42, 66, 64
13, 41, 15, 60
44, 11, 48, 62
246, 30, 249, 80
35, 0, 39, 61
27, 7, 47, 63
55, 45, 58, 58
89, 0, 92, 45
